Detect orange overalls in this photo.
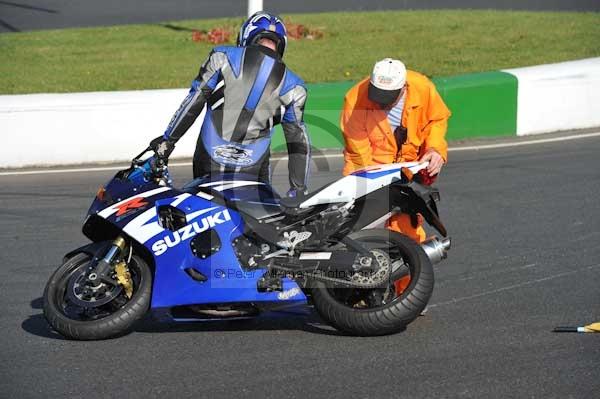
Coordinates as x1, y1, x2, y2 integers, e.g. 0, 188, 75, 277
340, 71, 451, 243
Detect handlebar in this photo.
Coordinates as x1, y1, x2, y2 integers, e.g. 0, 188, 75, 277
128, 146, 170, 186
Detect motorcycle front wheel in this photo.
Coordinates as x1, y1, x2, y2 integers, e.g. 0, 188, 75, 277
43, 250, 152, 340
310, 229, 434, 336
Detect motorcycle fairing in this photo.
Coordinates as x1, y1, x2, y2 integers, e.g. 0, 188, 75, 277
297, 162, 428, 208
184, 174, 285, 221
86, 177, 306, 309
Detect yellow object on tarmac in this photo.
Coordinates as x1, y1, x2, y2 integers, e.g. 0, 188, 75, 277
553, 322, 600, 333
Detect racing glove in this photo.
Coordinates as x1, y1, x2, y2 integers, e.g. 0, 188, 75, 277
149, 135, 176, 163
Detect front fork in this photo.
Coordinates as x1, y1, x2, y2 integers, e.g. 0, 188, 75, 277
87, 236, 127, 285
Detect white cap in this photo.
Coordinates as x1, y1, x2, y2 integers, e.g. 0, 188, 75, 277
370, 58, 406, 90
368, 58, 406, 105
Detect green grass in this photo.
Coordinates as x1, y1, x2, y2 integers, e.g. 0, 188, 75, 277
1, 10, 599, 94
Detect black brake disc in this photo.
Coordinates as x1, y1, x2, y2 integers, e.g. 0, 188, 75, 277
66, 264, 123, 308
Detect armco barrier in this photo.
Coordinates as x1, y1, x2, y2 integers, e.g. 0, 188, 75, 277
2, 58, 599, 168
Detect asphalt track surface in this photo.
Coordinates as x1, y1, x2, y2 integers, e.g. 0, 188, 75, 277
1, 132, 599, 398
1, 0, 599, 33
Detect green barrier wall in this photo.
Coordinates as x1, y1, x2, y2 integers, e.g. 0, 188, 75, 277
433, 71, 517, 140
271, 71, 517, 151
270, 81, 353, 151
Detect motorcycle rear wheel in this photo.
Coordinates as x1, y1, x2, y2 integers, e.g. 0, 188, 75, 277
43, 251, 152, 340
310, 229, 434, 336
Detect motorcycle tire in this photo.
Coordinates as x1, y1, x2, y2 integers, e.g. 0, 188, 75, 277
310, 229, 434, 336
43, 252, 152, 340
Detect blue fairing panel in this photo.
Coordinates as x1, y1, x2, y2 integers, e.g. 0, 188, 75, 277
88, 177, 306, 308
88, 180, 175, 228
147, 196, 305, 307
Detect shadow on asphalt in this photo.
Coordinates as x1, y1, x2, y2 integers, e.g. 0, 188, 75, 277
22, 314, 69, 340
23, 297, 393, 339
30, 297, 43, 309
21, 297, 67, 339
21, 312, 357, 340
134, 315, 353, 337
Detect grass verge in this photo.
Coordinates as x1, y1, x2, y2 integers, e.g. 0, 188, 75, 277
1, 10, 599, 94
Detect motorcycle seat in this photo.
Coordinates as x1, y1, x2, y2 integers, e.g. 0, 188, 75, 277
230, 201, 283, 221
279, 180, 337, 209
279, 194, 307, 209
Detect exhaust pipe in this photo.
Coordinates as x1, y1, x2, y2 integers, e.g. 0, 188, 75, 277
420, 236, 451, 265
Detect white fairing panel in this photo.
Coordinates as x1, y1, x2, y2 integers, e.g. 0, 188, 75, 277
299, 162, 428, 208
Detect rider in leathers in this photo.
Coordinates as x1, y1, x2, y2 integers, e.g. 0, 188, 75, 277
149, 12, 311, 196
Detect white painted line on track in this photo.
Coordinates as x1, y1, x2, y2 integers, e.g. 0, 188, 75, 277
1, 131, 599, 177
447, 131, 600, 152
429, 263, 600, 309
0, 162, 192, 176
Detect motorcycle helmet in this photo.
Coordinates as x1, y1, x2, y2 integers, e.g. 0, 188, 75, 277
238, 12, 287, 57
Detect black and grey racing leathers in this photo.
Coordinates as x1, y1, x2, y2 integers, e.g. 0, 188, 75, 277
155, 44, 311, 192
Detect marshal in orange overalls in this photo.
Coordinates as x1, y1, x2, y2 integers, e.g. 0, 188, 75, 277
340, 71, 451, 243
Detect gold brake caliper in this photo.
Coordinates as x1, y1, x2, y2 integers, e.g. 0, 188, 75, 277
114, 261, 133, 298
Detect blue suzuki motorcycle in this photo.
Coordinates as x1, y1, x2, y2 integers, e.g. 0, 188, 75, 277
43, 147, 450, 339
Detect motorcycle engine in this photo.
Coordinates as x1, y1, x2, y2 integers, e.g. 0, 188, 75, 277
232, 235, 270, 269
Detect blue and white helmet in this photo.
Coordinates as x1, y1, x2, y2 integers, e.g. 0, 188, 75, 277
238, 12, 287, 57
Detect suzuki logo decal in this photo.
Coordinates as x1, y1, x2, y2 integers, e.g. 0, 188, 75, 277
151, 209, 232, 256
115, 197, 149, 217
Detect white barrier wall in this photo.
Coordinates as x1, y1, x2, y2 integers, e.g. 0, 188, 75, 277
0, 89, 204, 168
2, 58, 600, 168
504, 58, 600, 136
